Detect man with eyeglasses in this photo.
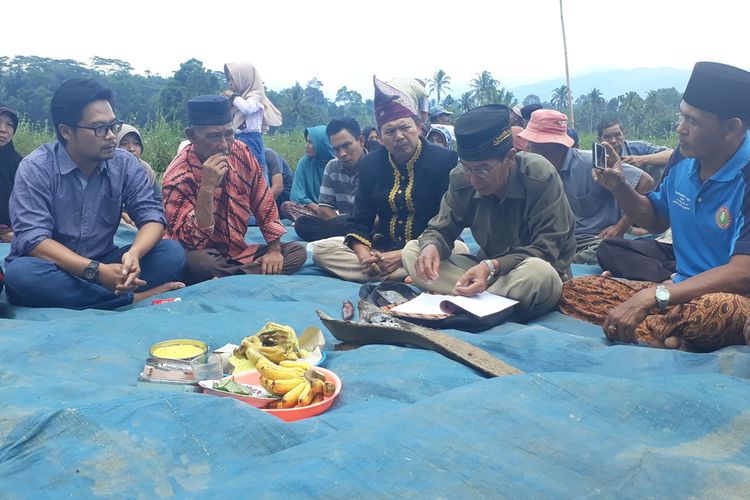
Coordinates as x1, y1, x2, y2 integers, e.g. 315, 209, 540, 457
3, 78, 186, 309
402, 105, 576, 321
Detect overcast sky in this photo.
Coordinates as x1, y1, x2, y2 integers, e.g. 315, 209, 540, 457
4, 0, 748, 101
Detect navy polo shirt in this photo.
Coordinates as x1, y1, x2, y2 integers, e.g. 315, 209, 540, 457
648, 132, 750, 282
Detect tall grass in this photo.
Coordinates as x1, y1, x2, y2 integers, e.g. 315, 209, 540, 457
578, 132, 676, 150
12, 119, 55, 156
12, 122, 673, 175
12, 118, 308, 175
265, 129, 306, 169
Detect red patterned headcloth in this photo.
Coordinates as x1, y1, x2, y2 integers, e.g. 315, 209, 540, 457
373, 75, 419, 129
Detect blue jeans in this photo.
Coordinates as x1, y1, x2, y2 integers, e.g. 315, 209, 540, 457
236, 131, 268, 226
235, 131, 269, 182
4, 239, 186, 310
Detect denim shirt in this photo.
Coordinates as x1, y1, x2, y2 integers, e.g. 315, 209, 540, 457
7, 142, 166, 263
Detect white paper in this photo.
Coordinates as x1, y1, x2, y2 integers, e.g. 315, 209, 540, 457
390, 291, 518, 318
443, 292, 519, 318
390, 293, 448, 315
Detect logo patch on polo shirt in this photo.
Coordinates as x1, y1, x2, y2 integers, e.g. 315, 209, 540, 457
716, 206, 732, 229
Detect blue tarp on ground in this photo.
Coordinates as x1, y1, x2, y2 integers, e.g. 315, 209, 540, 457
1, 227, 749, 498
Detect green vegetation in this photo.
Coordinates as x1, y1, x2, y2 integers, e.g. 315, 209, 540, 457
2, 56, 680, 173
12, 116, 305, 177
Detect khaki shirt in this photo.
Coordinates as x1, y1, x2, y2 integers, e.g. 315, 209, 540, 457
418, 151, 576, 278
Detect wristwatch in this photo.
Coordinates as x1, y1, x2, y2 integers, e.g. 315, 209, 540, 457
83, 260, 100, 283
482, 259, 497, 279
655, 285, 670, 311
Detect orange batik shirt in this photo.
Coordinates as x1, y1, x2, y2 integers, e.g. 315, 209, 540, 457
162, 141, 286, 263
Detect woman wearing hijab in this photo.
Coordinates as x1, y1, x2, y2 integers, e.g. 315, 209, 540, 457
279, 125, 334, 222
362, 125, 382, 153
221, 61, 282, 183
426, 124, 455, 150
0, 105, 22, 244
116, 124, 161, 227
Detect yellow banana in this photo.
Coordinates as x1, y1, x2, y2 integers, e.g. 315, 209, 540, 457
279, 360, 313, 370
311, 392, 324, 405
297, 381, 314, 406
255, 358, 305, 380
310, 378, 325, 397
268, 376, 307, 396
279, 381, 309, 408
259, 375, 276, 394
323, 381, 336, 397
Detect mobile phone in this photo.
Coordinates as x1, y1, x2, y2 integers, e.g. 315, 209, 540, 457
592, 142, 607, 170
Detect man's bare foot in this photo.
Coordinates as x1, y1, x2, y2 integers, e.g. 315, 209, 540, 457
404, 275, 413, 284
663, 335, 694, 351
601, 270, 612, 278
134, 282, 185, 303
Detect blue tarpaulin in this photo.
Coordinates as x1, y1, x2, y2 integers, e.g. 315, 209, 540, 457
1, 226, 749, 498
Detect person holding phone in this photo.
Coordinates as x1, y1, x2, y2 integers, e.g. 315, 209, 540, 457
560, 61, 750, 352
597, 118, 673, 185
518, 110, 654, 265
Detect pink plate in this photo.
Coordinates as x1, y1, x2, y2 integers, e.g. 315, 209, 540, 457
202, 368, 342, 422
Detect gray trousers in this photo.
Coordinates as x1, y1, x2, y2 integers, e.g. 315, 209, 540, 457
401, 240, 563, 321
573, 235, 602, 265
312, 237, 469, 283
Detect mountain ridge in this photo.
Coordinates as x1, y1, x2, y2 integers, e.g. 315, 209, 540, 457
507, 67, 691, 103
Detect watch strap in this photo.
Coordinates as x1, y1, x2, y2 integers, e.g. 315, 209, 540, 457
84, 260, 100, 282
482, 259, 497, 278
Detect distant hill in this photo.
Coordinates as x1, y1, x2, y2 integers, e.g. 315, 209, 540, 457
510, 67, 691, 103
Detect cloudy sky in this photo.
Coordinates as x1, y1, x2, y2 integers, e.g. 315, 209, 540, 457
4, 0, 748, 100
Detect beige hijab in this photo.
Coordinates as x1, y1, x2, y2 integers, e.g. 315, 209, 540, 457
116, 124, 156, 184
224, 61, 283, 132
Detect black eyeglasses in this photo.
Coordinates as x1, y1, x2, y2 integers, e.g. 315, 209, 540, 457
75, 120, 123, 138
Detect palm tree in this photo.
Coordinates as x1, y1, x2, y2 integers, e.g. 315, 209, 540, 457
470, 71, 498, 106
587, 88, 605, 132
429, 69, 451, 104
551, 85, 570, 111
459, 92, 475, 113
280, 82, 314, 127
618, 91, 644, 136
496, 88, 518, 107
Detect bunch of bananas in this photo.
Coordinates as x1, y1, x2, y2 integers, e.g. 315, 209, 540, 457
256, 357, 335, 409
233, 322, 310, 366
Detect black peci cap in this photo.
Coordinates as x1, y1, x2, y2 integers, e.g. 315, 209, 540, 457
683, 61, 750, 119
187, 95, 232, 126
454, 104, 513, 161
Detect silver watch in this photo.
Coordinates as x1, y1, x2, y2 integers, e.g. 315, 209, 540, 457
482, 259, 497, 278
655, 285, 670, 311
